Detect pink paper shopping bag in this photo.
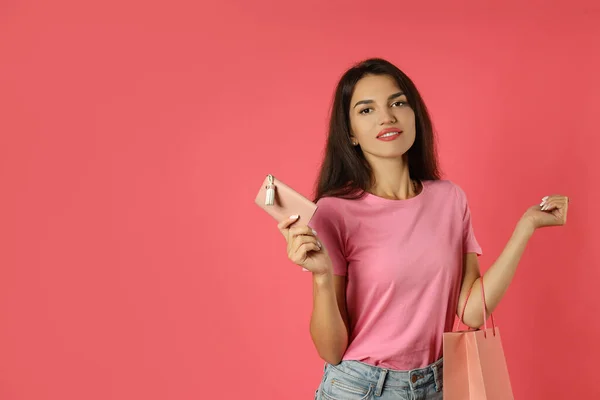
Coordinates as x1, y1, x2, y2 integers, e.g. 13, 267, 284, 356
443, 281, 514, 399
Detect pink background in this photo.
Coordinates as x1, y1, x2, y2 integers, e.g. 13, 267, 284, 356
1, 0, 599, 399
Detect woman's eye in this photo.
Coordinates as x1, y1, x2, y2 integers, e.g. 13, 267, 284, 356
359, 101, 406, 114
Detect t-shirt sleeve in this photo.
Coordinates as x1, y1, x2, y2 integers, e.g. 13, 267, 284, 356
308, 198, 348, 276
454, 183, 483, 256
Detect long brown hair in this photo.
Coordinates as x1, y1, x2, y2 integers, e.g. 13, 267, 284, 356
313, 58, 441, 202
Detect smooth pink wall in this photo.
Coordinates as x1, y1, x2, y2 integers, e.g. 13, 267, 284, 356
1, 1, 599, 399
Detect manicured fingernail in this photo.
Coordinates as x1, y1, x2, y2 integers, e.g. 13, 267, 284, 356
312, 229, 317, 235
542, 196, 549, 201
542, 205, 548, 211
290, 215, 299, 220
540, 201, 545, 207
317, 241, 322, 248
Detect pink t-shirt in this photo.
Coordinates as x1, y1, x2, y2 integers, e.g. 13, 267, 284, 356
308, 179, 482, 370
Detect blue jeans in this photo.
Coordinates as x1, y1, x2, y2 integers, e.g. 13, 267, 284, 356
315, 358, 443, 400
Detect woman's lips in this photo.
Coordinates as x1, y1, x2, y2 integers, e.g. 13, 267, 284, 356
377, 131, 402, 141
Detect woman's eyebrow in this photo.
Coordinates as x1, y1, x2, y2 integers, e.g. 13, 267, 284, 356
353, 91, 405, 109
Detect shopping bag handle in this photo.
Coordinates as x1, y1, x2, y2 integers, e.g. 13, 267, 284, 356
456, 278, 497, 338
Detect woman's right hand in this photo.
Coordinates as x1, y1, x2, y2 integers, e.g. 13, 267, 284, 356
277, 215, 333, 275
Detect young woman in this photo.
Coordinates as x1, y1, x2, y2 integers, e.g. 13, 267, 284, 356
277, 58, 569, 400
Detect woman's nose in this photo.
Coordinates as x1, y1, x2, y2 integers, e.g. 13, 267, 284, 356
379, 110, 397, 124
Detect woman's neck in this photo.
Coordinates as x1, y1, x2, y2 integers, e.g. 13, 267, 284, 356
367, 155, 418, 200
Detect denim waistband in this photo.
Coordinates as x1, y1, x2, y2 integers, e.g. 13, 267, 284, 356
326, 357, 443, 396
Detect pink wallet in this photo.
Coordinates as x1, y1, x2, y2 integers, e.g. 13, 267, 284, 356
255, 174, 318, 272
254, 174, 318, 226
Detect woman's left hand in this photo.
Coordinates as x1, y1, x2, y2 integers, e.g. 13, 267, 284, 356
521, 194, 570, 230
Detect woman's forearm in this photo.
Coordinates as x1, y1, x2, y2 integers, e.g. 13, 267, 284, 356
463, 218, 535, 328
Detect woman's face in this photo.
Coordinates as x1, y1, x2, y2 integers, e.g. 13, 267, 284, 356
349, 74, 416, 160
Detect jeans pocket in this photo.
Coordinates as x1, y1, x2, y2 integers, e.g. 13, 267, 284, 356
321, 373, 372, 400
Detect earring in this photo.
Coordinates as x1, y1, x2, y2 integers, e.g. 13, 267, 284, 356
352, 141, 358, 146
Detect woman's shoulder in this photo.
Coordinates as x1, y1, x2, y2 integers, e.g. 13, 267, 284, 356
309, 196, 350, 234
424, 178, 460, 192
312, 195, 360, 225
316, 195, 351, 206
424, 179, 471, 208
314, 196, 352, 216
